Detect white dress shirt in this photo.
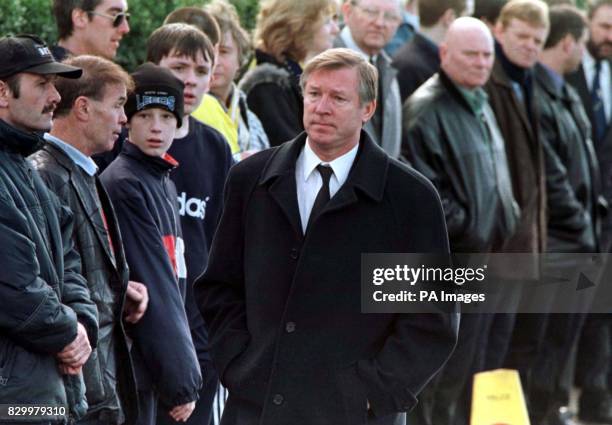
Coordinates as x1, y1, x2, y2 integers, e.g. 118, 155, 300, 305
583, 50, 612, 122
295, 139, 359, 232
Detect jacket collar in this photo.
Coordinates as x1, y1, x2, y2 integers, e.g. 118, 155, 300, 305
437, 70, 478, 114
0, 119, 44, 156
495, 40, 531, 85
122, 140, 178, 176
259, 130, 388, 202
534, 63, 567, 101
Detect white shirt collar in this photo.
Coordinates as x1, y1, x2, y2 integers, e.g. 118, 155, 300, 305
44, 133, 98, 177
301, 138, 359, 186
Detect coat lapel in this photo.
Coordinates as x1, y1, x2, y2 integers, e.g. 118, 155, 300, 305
46, 144, 118, 268
259, 136, 304, 237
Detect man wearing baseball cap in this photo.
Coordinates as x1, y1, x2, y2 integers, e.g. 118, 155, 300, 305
0, 34, 98, 421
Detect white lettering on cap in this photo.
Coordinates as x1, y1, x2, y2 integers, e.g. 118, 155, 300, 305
36, 46, 51, 57
136, 94, 176, 112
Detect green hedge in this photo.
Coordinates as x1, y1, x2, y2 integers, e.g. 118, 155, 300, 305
0, 0, 260, 71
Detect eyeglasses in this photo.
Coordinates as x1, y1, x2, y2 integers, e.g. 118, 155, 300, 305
87, 11, 131, 27
351, 2, 401, 25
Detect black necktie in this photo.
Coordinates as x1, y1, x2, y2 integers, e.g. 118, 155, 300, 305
592, 60, 608, 145
308, 164, 334, 230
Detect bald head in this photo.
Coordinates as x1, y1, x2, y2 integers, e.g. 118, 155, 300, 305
440, 17, 495, 88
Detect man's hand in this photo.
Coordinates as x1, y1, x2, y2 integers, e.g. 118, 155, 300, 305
168, 401, 196, 422
56, 322, 91, 367
124, 280, 148, 324
58, 363, 82, 375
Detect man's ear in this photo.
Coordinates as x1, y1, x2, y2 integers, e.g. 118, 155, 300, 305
560, 34, 574, 55
73, 96, 91, 121
341, 1, 353, 22
72, 8, 90, 30
0, 80, 11, 108
362, 99, 376, 124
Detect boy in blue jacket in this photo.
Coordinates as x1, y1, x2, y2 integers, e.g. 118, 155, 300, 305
100, 62, 202, 425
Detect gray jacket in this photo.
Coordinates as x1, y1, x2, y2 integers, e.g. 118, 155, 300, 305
334, 34, 402, 159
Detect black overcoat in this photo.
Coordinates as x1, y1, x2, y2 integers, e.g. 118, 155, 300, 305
195, 131, 459, 425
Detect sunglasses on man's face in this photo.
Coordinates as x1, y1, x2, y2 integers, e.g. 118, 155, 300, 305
88, 10, 131, 27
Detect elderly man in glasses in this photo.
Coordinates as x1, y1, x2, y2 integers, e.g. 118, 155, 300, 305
334, 0, 404, 160
51, 0, 130, 61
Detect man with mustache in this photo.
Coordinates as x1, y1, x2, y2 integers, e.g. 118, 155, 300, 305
0, 34, 97, 420
566, 1, 612, 422
403, 17, 518, 425
29, 55, 149, 425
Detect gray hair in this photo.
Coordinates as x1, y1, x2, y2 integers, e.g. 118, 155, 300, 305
300, 48, 378, 105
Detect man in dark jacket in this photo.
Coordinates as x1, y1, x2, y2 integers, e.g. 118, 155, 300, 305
565, 1, 612, 422
195, 48, 458, 425
525, 6, 605, 424
0, 34, 96, 421
403, 18, 518, 425
392, 0, 466, 102
101, 63, 202, 425
480, 0, 549, 376
29, 55, 149, 425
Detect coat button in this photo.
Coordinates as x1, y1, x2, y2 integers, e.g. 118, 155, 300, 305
285, 322, 296, 333
290, 248, 299, 259
272, 393, 284, 405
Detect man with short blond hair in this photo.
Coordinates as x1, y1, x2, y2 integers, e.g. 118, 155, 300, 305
479, 0, 549, 390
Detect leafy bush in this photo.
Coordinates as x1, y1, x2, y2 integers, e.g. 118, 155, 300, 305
0, 0, 260, 71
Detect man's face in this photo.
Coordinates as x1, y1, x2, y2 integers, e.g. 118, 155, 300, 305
303, 67, 375, 158
81, 0, 130, 59
158, 50, 212, 116
343, 0, 402, 56
0, 73, 60, 132
495, 18, 548, 69
588, 4, 612, 60
85, 83, 127, 155
441, 27, 494, 89
210, 31, 240, 99
127, 108, 177, 157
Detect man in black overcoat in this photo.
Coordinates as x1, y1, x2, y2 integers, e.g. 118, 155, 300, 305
195, 47, 459, 425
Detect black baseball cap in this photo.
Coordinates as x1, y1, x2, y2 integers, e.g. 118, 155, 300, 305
125, 63, 185, 127
0, 34, 82, 80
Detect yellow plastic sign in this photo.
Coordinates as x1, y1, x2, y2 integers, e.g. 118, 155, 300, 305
470, 369, 530, 425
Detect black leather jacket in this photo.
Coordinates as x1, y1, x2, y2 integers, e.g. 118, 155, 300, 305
30, 142, 138, 424
403, 71, 519, 253
0, 119, 97, 421
535, 64, 606, 253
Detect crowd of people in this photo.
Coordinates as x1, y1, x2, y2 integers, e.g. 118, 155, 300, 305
0, 0, 611, 425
